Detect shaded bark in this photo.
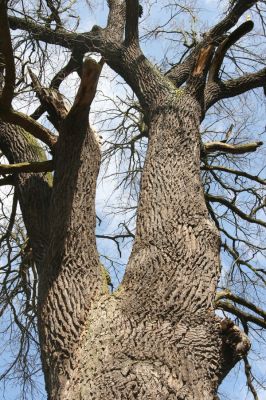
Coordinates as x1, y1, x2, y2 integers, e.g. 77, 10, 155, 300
0, 122, 51, 269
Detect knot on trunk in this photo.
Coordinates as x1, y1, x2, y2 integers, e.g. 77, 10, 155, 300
220, 318, 250, 357
219, 318, 250, 382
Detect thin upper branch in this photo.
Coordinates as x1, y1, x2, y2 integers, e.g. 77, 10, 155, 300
243, 356, 259, 400
50, 51, 84, 89
0, 0, 16, 107
201, 165, 266, 186
216, 290, 266, 321
206, 193, 266, 228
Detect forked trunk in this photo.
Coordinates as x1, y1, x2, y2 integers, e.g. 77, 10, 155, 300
41, 94, 236, 400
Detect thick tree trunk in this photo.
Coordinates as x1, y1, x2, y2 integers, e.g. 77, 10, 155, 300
48, 95, 226, 399
0, 97, 248, 400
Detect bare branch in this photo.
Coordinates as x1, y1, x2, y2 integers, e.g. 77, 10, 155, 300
205, 67, 266, 109
201, 165, 266, 186
8, 15, 80, 50
204, 141, 263, 155
0, 174, 14, 186
166, 1, 259, 88
243, 356, 259, 400
0, 160, 54, 175
208, 1, 259, 40
208, 21, 254, 83
216, 290, 266, 321
69, 57, 104, 117
0, 109, 57, 150
206, 193, 266, 228
28, 68, 69, 131
50, 51, 84, 89
216, 301, 266, 329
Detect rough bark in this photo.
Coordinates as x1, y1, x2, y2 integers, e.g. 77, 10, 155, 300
41, 94, 247, 400
37, 108, 104, 398
60, 94, 222, 400
0, 122, 51, 269
1, 1, 260, 398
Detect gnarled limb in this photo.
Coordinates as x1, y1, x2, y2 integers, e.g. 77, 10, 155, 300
219, 318, 250, 383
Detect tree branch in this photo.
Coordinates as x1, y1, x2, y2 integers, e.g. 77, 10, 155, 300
0, 109, 57, 150
208, 0, 258, 40
0, 160, 54, 175
204, 141, 263, 155
208, 21, 254, 82
223, 243, 266, 285
0, 174, 14, 186
201, 165, 266, 186
30, 104, 46, 121
243, 356, 259, 400
165, 1, 258, 88
216, 301, 266, 329
107, 0, 126, 42
0, 0, 16, 107
8, 15, 80, 50
205, 67, 266, 109
216, 290, 266, 321
28, 68, 69, 131
50, 51, 84, 89
206, 193, 266, 228
69, 57, 104, 117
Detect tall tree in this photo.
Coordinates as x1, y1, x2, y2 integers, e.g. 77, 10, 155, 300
0, 0, 265, 399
